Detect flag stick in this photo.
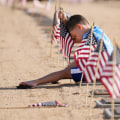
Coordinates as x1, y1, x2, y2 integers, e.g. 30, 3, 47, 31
49, 4, 57, 57
66, 61, 72, 96
85, 23, 94, 106
85, 83, 89, 105
37, 2, 46, 26
31, 4, 35, 18
46, 4, 57, 47
89, 33, 104, 117
50, 42, 53, 58
91, 36, 103, 97
79, 73, 84, 93
111, 38, 117, 120
46, 27, 53, 47
78, 23, 94, 106
37, 0, 52, 25
0, 105, 63, 109
29, 4, 35, 27
21, 5, 25, 12
69, 79, 72, 96
0, 106, 29, 109
37, 11, 44, 25
63, 56, 65, 67
57, 42, 60, 65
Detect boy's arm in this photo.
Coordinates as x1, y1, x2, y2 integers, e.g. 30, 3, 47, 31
58, 10, 68, 25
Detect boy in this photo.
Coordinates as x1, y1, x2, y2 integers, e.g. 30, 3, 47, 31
17, 11, 112, 88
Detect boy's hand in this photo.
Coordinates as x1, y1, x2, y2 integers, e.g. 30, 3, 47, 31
58, 10, 67, 23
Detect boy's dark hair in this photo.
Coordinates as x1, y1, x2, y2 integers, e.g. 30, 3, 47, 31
66, 15, 89, 31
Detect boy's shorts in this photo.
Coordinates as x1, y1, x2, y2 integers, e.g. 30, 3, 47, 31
71, 67, 85, 83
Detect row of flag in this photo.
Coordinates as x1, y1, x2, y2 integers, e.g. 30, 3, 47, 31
51, 10, 74, 62
0, 0, 51, 11
51, 9, 120, 99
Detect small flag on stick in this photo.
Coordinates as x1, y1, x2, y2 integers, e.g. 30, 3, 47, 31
60, 21, 74, 62
100, 43, 120, 99
28, 100, 67, 107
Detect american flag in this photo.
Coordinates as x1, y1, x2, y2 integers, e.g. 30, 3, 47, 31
60, 21, 74, 62
51, 11, 60, 44
83, 39, 109, 83
100, 45, 120, 99
74, 30, 97, 71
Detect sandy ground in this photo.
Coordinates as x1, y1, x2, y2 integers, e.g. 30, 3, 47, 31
0, 1, 120, 120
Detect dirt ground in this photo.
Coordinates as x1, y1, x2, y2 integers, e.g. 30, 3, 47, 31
0, 1, 120, 120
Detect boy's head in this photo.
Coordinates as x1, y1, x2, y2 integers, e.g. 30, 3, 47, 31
66, 15, 90, 43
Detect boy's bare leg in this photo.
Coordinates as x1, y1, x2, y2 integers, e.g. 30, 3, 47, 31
19, 61, 77, 87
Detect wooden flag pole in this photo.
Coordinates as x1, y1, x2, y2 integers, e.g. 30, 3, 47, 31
91, 35, 103, 98
66, 61, 72, 96
37, 10, 44, 25
57, 41, 60, 65
111, 38, 117, 120
49, 4, 57, 57
89, 34, 104, 117
0, 105, 64, 109
47, 4, 57, 42
63, 55, 66, 68
37, 0, 53, 25
37, 3, 46, 25
78, 23, 94, 106
31, 4, 35, 18
50, 42, 53, 58
79, 23, 94, 90
0, 106, 29, 109
46, 27, 53, 47
85, 23, 94, 106
79, 73, 84, 93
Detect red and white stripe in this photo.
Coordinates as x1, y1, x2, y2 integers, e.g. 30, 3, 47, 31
84, 51, 109, 83
100, 62, 120, 99
28, 103, 42, 107
60, 33, 74, 62
74, 39, 96, 71
51, 24, 60, 44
